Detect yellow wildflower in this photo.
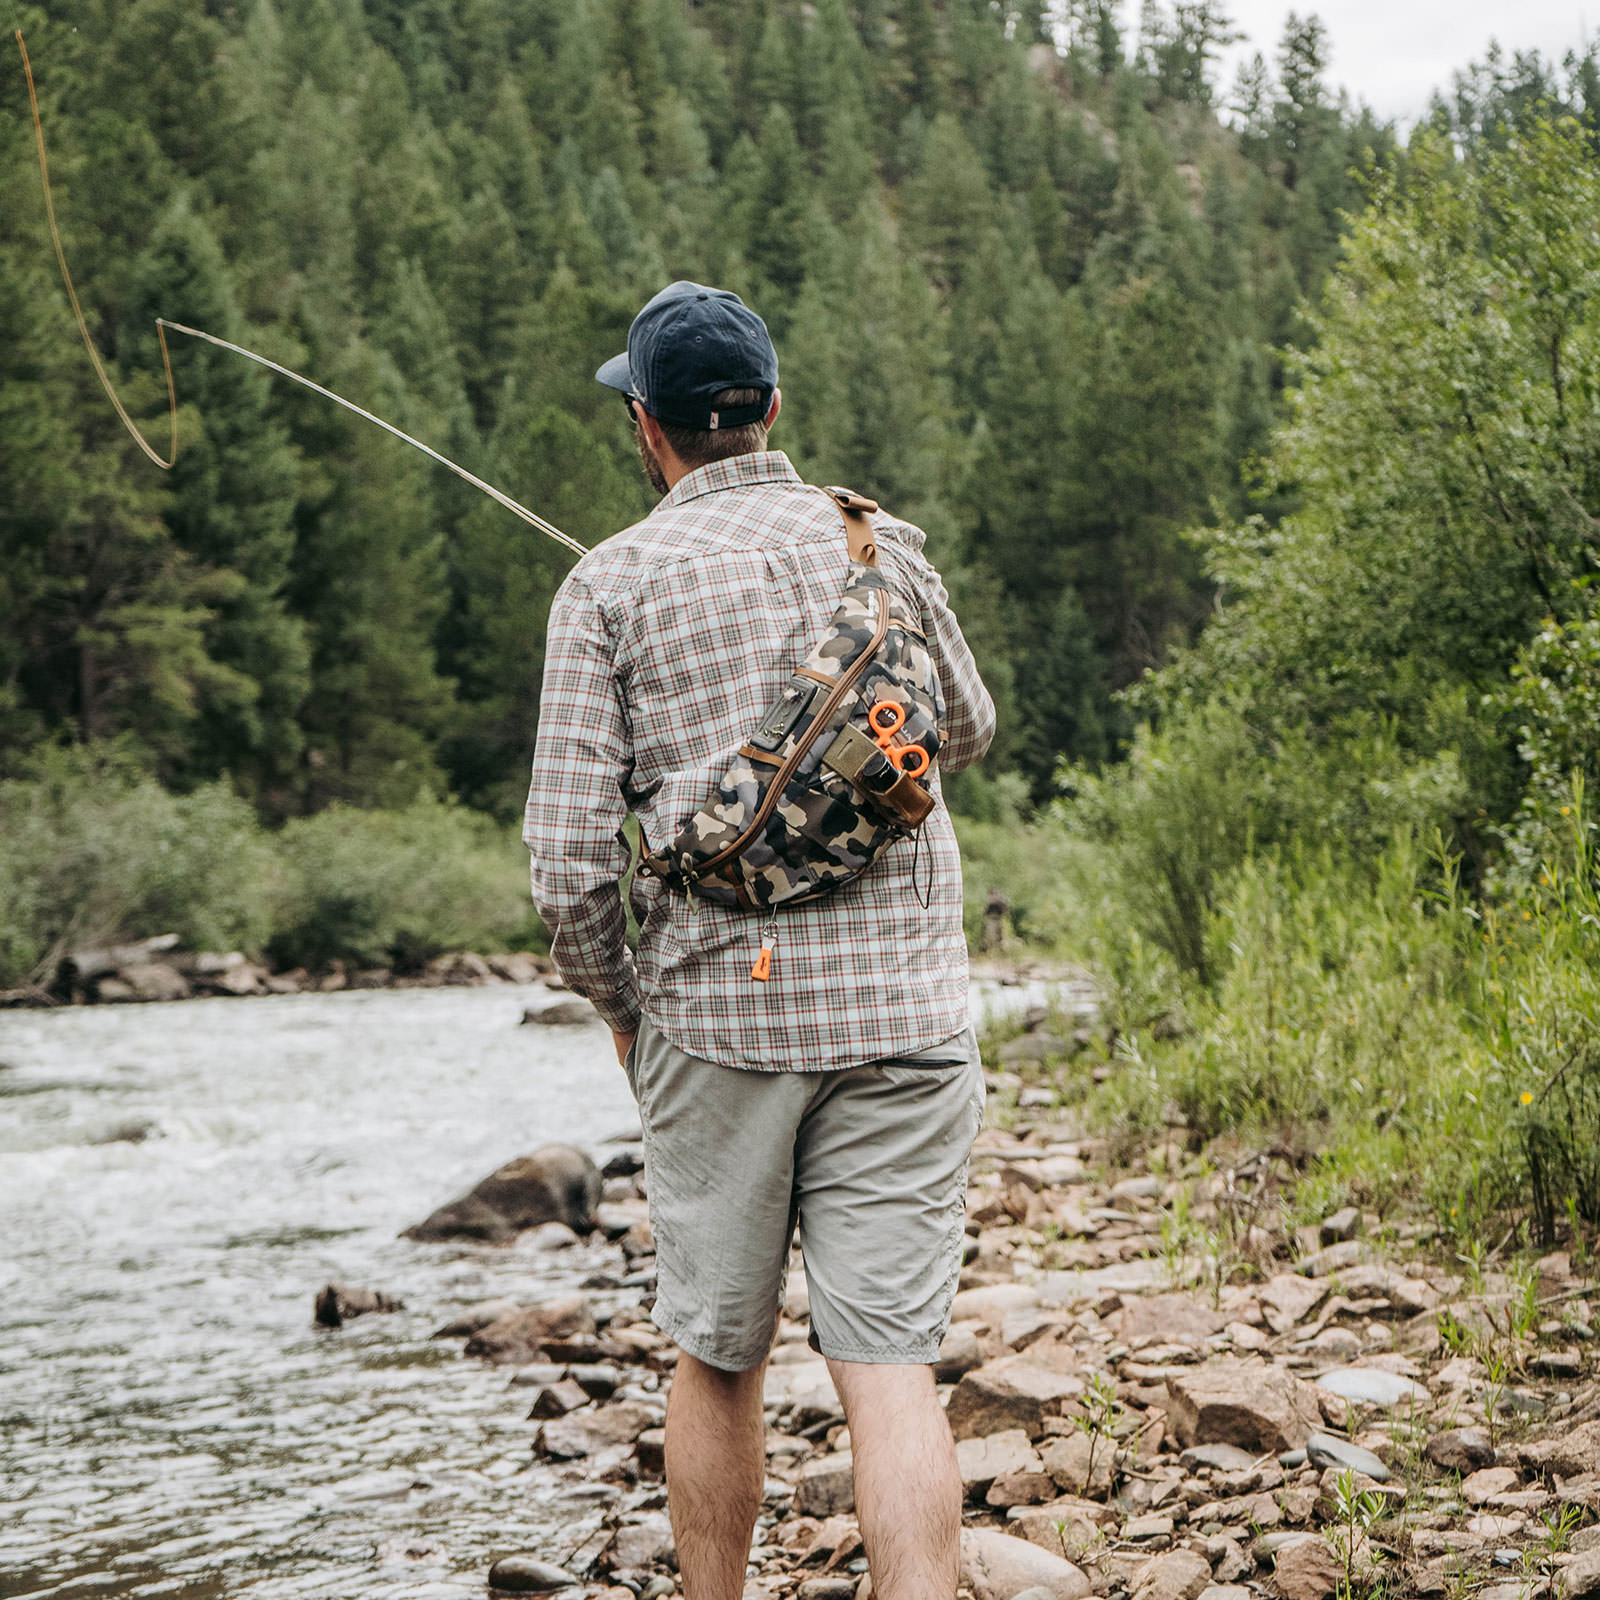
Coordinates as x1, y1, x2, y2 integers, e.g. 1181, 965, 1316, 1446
1521, 1091, 1534, 1106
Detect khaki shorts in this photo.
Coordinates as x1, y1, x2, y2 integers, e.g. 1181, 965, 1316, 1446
625, 1018, 985, 1371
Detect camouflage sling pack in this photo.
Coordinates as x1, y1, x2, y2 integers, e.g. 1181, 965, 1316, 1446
638, 486, 946, 919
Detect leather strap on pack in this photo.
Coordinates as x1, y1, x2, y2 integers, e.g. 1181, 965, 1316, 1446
826, 485, 879, 567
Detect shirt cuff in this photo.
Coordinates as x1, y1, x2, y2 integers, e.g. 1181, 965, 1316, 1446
590, 985, 642, 1037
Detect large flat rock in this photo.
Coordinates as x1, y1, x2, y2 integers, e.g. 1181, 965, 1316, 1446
1166, 1358, 1322, 1454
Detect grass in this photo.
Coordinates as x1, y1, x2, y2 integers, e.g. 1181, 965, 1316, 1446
1023, 819, 1600, 1248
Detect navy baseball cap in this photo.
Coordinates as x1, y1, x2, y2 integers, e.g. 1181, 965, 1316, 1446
595, 281, 777, 430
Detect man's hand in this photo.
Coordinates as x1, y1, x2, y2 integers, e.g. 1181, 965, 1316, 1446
613, 1028, 638, 1067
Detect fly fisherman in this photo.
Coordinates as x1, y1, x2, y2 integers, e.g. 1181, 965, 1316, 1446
524, 281, 995, 1600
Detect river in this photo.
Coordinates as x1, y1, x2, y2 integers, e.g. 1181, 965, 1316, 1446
0, 978, 1058, 1600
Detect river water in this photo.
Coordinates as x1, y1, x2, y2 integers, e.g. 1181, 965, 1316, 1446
0, 979, 1056, 1600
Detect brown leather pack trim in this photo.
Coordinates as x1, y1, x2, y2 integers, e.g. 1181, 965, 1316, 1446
880, 768, 937, 827
825, 485, 879, 567
795, 666, 836, 689
740, 745, 784, 768
689, 588, 892, 881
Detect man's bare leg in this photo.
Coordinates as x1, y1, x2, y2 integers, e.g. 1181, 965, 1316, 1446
827, 1359, 961, 1600
664, 1353, 766, 1600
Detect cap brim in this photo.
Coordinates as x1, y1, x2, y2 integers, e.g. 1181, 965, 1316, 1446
594, 351, 634, 394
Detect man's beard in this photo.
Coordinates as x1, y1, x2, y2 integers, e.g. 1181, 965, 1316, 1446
635, 427, 668, 495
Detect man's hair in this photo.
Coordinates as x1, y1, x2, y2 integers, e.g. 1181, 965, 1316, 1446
658, 387, 769, 468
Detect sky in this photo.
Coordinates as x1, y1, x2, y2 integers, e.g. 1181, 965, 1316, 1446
1208, 0, 1593, 125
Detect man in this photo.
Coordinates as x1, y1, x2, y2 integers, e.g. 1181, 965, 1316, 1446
524, 281, 995, 1600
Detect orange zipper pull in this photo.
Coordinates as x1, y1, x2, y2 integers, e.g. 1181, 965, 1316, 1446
750, 913, 778, 982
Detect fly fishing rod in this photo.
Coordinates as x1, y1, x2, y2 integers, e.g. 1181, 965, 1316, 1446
15, 29, 589, 561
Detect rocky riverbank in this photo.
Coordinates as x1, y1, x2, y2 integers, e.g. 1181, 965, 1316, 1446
332, 1032, 1600, 1600
0, 936, 561, 1007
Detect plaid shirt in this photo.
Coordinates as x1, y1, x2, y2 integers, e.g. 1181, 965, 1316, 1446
523, 451, 995, 1071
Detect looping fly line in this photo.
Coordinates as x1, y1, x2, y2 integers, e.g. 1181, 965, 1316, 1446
15, 29, 588, 559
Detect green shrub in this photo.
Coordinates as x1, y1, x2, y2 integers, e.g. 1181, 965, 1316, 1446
950, 771, 1077, 952
0, 744, 272, 986
265, 798, 543, 972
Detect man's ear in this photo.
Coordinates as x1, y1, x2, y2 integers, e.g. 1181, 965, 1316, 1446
764, 387, 782, 429
638, 408, 669, 453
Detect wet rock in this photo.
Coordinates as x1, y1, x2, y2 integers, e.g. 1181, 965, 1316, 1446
794, 1452, 855, 1517
960, 1528, 1092, 1600
486, 1555, 579, 1593
89, 1117, 159, 1145
1305, 1433, 1388, 1482
569, 1364, 621, 1401
946, 1357, 1085, 1440
1319, 1208, 1362, 1246
188, 951, 272, 996
464, 1295, 597, 1364
433, 1299, 522, 1338
957, 1429, 1044, 1497
97, 961, 192, 1004
486, 951, 549, 984
596, 1198, 649, 1240
1271, 1536, 1341, 1600
1130, 1548, 1211, 1600
527, 1221, 581, 1251
404, 1145, 602, 1241
1426, 1427, 1495, 1473
601, 1148, 645, 1179
1520, 1422, 1600, 1479
1313, 1367, 1428, 1408
313, 1282, 402, 1327
526, 1379, 588, 1419
521, 999, 599, 1026
538, 1399, 659, 1459
425, 951, 495, 986
1166, 1359, 1323, 1454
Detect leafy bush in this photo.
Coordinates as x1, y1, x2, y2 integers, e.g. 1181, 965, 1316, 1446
949, 771, 1077, 952
265, 798, 543, 972
0, 744, 272, 987
1056, 704, 1465, 986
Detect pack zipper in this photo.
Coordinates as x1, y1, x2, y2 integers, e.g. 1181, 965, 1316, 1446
690, 586, 893, 884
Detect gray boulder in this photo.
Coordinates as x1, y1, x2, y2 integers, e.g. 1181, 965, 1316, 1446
402, 1144, 601, 1241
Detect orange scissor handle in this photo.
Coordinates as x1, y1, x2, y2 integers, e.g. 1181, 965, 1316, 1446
869, 700, 906, 738
868, 698, 930, 777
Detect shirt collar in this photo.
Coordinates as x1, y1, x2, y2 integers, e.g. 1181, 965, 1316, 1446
658, 450, 804, 510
